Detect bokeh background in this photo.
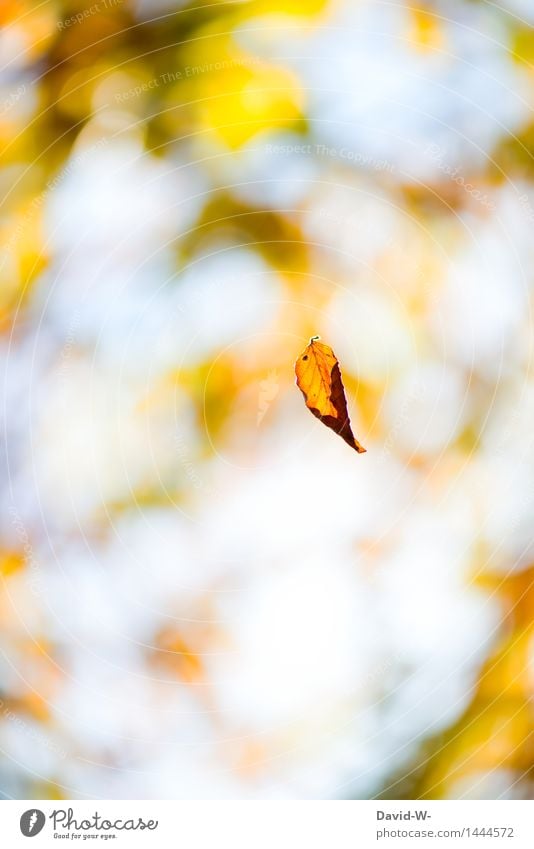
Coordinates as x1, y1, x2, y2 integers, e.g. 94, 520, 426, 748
1, 0, 533, 800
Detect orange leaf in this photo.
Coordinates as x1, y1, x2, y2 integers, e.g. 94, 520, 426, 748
295, 336, 366, 453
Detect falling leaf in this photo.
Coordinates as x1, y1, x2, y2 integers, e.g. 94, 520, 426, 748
295, 336, 366, 453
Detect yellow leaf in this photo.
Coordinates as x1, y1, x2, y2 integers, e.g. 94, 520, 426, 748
295, 336, 366, 453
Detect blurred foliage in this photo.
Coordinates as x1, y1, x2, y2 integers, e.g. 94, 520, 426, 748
0, 0, 533, 802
